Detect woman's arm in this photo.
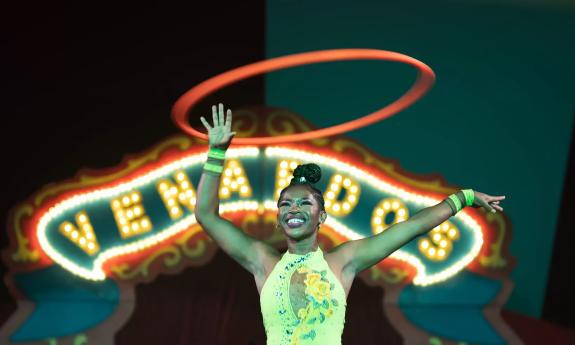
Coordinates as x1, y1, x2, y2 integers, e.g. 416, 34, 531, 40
195, 103, 278, 275
329, 190, 505, 275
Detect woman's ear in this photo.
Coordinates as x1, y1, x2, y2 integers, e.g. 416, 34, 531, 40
320, 211, 327, 224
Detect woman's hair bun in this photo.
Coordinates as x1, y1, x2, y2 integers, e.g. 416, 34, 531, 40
291, 163, 322, 185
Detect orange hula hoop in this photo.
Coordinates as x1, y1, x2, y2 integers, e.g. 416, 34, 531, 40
172, 49, 435, 145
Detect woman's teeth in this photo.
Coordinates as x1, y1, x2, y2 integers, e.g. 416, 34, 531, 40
287, 218, 305, 227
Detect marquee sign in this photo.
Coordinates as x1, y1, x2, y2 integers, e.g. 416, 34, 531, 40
1, 108, 518, 344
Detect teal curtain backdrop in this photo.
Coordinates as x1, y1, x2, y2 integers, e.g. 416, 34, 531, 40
265, 0, 575, 318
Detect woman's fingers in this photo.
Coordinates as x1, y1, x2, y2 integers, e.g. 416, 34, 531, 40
212, 105, 219, 126
200, 116, 211, 131
481, 194, 505, 203
490, 201, 503, 212
473, 191, 505, 213
478, 198, 495, 213
226, 109, 232, 130
484, 199, 503, 213
208, 103, 232, 133
492, 204, 504, 212
218, 103, 225, 126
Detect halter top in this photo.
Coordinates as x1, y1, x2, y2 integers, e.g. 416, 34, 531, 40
259, 247, 347, 345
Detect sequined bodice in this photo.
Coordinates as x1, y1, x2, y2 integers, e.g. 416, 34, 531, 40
259, 247, 347, 345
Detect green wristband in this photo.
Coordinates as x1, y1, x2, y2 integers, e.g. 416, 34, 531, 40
207, 148, 226, 160
462, 189, 475, 207
445, 197, 458, 215
204, 162, 224, 174
448, 194, 462, 213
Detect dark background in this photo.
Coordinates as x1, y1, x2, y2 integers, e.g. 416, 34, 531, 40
2, 1, 574, 342
1, 0, 267, 329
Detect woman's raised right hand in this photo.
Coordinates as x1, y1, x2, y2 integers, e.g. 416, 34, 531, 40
200, 103, 237, 150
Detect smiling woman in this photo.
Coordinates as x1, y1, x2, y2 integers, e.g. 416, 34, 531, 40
277, 164, 326, 234
194, 103, 506, 345
261, 164, 348, 344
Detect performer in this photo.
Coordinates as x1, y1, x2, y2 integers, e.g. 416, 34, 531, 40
195, 103, 505, 345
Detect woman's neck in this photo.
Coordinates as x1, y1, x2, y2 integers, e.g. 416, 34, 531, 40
286, 233, 319, 255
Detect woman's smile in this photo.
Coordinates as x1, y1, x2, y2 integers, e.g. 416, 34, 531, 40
286, 217, 306, 228
284, 212, 308, 228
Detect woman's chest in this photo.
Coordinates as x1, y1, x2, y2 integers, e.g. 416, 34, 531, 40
256, 254, 352, 299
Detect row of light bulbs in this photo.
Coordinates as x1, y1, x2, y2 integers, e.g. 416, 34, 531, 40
38, 147, 481, 286
37, 148, 259, 280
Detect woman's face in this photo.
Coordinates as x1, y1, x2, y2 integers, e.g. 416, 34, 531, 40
277, 185, 326, 240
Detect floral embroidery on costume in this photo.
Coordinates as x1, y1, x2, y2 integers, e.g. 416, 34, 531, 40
290, 266, 339, 344
259, 247, 346, 345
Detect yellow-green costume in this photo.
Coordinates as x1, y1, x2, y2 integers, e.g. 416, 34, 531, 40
260, 247, 347, 345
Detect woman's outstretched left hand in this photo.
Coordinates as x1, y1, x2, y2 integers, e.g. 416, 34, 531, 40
472, 191, 506, 213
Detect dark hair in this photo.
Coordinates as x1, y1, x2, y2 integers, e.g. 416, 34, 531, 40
277, 163, 325, 211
